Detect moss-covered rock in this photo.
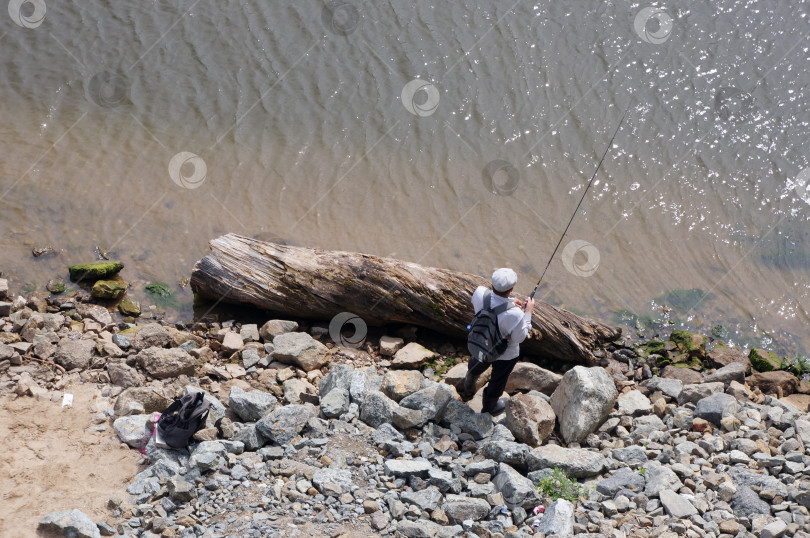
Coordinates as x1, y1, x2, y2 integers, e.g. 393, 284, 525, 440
639, 340, 666, 358
145, 281, 180, 309
748, 348, 782, 372
91, 280, 127, 299
670, 330, 706, 360
46, 279, 66, 294
68, 261, 123, 282
118, 298, 141, 317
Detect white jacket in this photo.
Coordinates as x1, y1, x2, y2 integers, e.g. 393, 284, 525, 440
471, 286, 532, 361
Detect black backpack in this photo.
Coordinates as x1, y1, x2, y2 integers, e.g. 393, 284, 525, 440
467, 291, 510, 363
157, 392, 211, 448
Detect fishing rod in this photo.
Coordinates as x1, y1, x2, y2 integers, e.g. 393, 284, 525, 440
528, 103, 631, 300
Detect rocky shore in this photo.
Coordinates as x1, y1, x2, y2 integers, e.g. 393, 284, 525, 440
2, 275, 810, 538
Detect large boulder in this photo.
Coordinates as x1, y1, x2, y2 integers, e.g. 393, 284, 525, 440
677, 382, 724, 405
439, 399, 494, 440
272, 332, 330, 372
550, 366, 617, 444
379, 370, 424, 402
391, 342, 436, 369
136, 347, 196, 379
54, 339, 96, 371
748, 371, 800, 396
131, 323, 172, 351
38, 509, 100, 538
504, 362, 562, 395
504, 393, 555, 446
255, 404, 317, 445
229, 386, 278, 422
705, 362, 747, 385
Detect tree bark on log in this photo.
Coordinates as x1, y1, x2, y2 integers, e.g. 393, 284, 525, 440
190, 233, 621, 364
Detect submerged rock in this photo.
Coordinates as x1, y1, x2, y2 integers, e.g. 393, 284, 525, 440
68, 261, 123, 282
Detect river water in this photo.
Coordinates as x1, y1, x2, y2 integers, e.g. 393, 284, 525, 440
1, 1, 809, 355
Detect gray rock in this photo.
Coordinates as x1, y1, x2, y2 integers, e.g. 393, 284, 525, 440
113, 414, 151, 449
167, 476, 197, 501
428, 468, 462, 494
705, 362, 747, 385
611, 446, 647, 465
644, 462, 683, 497
392, 404, 425, 429
731, 485, 771, 518
189, 441, 227, 471
260, 319, 298, 341
383, 458, 433, 478
659, 489, 697, 517
728, 466, 788, 497
272, 332, 330, 371
644, 376, 683, 400
131, 323, 172, 351
550, 366, 617, 444
136, 347, 196, 379
760, 519, 788, 538
596, 467, 645, 497
312, 468, 353, 495
38, 509, 101, 538
112, 333, 130, 349
229, 386, 278, 422
318, 364, 355, 398
255, 404, 317, 445
617, 390, 653, 416
360, 390, 395, 428
481, 440, 530, 469
467, 460, 500, 476
320, 388, 350, 418
677, 382, 724, 405
439, 399, 494, 440
694, 392, 738, 427
399, 383, 454, 422
77, 304, 112, 325
632, 414, 666, 438
241, 348, 261, 369
532, 498, 574, 536
240, 323, 260, 342
504, 362, 562, 395
526, 445, 605, 477
231, 423, 264, 451
107, 361, 144, 389
349, 367, 377, 404
401, 486, 443, 511
492, 463, 538, 508
442, 494, 491, 524
54, 338, 96, 371
371, 423, 404, 446
504, 392, 556, 447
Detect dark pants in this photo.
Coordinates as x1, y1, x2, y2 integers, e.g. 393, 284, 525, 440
467, 356, 519, 410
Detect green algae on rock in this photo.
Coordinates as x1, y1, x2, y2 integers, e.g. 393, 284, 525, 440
748, 348, 782, 372
68, 261, 123, 282
670, 330, 706, 360
118, 297, 141, 317
91, 280, 127, 299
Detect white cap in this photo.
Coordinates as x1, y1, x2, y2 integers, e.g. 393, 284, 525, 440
491, 268, 517, 292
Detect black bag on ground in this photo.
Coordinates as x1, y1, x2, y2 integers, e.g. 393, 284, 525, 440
156, 392, 211, 448
467, 290, 509, 363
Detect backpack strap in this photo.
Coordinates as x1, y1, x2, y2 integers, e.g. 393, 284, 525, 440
484, 290, 509, 316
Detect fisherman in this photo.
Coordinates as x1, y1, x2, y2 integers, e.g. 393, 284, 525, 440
463, 268, 534, 415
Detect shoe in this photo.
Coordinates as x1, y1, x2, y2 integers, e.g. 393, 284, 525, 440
482, 397, 507, 416
462, 371, 478, 396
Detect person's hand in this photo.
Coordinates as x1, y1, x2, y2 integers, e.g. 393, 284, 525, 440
523, 297, 535, 313
513, 298, 524, 309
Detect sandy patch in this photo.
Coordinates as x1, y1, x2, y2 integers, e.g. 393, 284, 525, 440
0, 381, 140, 538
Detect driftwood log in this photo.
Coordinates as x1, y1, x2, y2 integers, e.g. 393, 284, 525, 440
190, 234, 622, 363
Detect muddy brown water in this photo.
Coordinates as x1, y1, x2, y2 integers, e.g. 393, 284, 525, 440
1, 1, 808, 355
